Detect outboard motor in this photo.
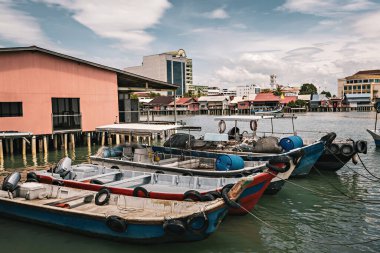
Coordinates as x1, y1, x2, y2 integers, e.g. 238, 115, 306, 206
2, 172, 21, 192
54, 157, 74, 180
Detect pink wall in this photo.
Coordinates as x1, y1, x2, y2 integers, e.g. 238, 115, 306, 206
0, 51, 118, 135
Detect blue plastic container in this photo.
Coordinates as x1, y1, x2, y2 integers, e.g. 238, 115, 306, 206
215, 154, 245, 171
279, 136, 304, 152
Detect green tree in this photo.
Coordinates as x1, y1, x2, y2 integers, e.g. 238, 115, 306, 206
130, 93, 138, 99
299, 83, 317, 95
149, 92, 161, 98
273, 86, 282, 96
321, 90, 332, 98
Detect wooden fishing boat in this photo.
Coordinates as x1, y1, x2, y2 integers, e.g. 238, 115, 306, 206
34, 156, 290, 215
0, 172, 251, 243
367, 102, 380, 147
151, 115, 334, 177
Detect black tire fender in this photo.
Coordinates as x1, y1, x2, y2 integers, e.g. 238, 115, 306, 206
95, 188, 111, 206
182, 172, 193, 176
250, 120, 258, 131
187, 212, 209, 233
221, 186, 240, 209
106, 215, 127, 233
320, 132, 337, 146
355, 140, 367, 154
208, 191, 222, 199
26, 172, 39, 181
201, 193, 215, 201
183, 190, 203, 201
218, 120, 226, 133
328, 143, 340, 155
155, 170, 165, 174
340, 144, 355, 157
133, 186, 149, 198
266, 156, 291, 173
90, 179, 104, 185
163, 219, 186, 235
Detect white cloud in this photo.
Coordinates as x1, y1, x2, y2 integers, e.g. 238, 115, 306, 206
37, 0, 171, 50
0, 0, 51, 46
205, 7, 229, 19
353, 10, 380, 37
278, 0, 376, 16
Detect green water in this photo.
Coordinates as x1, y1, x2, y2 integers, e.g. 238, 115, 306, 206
0, 112, 379, 252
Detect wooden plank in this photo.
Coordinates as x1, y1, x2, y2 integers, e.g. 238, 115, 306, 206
77, 171, 121, 182
44, 193, 93, 206
103, 174, 151, 187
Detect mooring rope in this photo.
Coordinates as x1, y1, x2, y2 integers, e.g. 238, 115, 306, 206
357, 153, 380, 180
235, 201, 380, 246
324, 146, 380, 182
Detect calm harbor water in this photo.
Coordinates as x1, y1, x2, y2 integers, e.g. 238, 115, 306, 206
1, 112, 380, 252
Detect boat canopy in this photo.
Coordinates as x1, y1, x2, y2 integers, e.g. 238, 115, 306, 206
214, 114, 296, 122
96, 123, 182, 134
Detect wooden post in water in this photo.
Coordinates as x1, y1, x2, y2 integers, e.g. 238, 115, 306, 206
43, 136, 48, 154
70, 133, 75, 149
87, 132, 91, 149
120, 134, 125, 144
4, 139, 9, 154
38, 138, 43, 153
9, 138, 14, 155
22, 138, 27, 156
53, 135, 58, 150
108, 135, 112, 146
0, 139, 3, 159
101, 132, 105, 146
31, 136, 37, 156
116, 134, 120, 145
63, 134, 68, 151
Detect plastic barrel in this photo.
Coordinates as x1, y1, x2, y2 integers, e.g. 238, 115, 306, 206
215, 154, 245, 171
279, 136, 304, 152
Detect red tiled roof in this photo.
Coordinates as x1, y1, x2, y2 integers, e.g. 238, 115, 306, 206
253, 93, 280, 102
148, 96, 174, 105
280, 96, 297, 104
169, 97, 196, 106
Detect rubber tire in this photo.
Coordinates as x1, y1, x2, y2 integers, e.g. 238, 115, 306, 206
106, 216, 127, 233
250, 120, 258, 131
221, 186, 240, 209
155, 170, 165, 174
187, 212, 209, 233
320, 132, 337, 146
182, 172, 193, 176
340, 144, 355, 157
133, 186, 149, 198
90, 179, 104, 185
355, 140, 367, 154
201, 193, 215, 201
208, 191, 222, 199
234, 173, 245, 178
267, 156, 291, 173
328, 143, 340, 155
27, 172, 39, 181
183, 190, 203, 201
163, 219, 186, 235
95, 188, 111, 206
218, 120, 226, 133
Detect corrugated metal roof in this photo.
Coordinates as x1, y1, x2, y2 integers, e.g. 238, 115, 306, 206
198, 96, 229, 102
0, 46, 178, 91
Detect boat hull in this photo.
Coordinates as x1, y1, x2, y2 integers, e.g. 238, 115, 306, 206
367, 129, 380, 147
0, 197, 225, 244
313, 152, 353, 171
38, 171, 274, 216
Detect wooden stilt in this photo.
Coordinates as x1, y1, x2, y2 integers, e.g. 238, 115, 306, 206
101, 132, 105, 146
4, 139, 9, 154
53, 135, 58, 150
0, 139, 3, 158
64, 134, 68, 152
116, 134, 120, 145
31, 136, 37, 157
43, 136, 48, 154
70, 133, 75, 149
9, 138, 14, 155
22, 138, 27, 156
120, 134, 125, 144
87, 132, 91, 148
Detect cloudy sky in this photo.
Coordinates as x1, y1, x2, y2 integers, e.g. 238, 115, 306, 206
1, 0, 380, 94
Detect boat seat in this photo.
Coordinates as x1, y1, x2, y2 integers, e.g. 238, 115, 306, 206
77, 171, 122, 182
103, 175, 151, 187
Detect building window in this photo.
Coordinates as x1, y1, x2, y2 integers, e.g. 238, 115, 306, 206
166, 60, 172, 84
367, 85, 371, 89
344, 86, 347, 90
376, 79, 380, 83
51, 98, 81, 131
173, 61, 183, 96
0, 102, 23, 117
363, 79, 368, 83
354, 80, 358, 83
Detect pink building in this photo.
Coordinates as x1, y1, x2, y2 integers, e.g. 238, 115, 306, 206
0, 46, 177, 136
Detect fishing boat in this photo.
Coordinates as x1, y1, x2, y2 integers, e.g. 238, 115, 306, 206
251, 105, 284, 115
89, 123, 297, 194
33, 156, 289, 215
367, 102, 380, 147
0, 172, 250, 243
152, 115, 334, 177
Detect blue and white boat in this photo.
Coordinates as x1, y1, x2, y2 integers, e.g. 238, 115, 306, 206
153, 115, 334, 177
367, 102, 380, 147
0, 173, 252, 244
